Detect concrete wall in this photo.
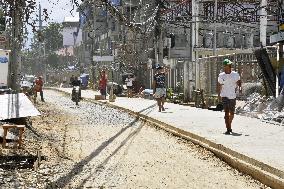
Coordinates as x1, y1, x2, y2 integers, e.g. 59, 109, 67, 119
63, 27, 82, 46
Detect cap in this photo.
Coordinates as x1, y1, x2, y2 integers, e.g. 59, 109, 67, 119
223, 59, 232, 66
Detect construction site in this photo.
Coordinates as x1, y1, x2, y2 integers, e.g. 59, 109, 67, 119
69, 0, 280, 102
1, 0, 284, 188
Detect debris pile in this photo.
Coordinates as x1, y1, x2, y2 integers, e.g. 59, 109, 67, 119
237, 92, 284, 125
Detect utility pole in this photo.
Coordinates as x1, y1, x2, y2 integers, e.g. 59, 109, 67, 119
184, 0, 198, 102
38, 3, 45, 81
260, 0, 267, 47
10, 0, 23, 91
213, 0, 217, 56
276, 0, 284, 97
194, 1, 200, 90
184, 26, 191, 103
90, 5, 96, 89
150, 0, 163, 90
39, 4, 42, 31
158, 29, 163, 66
209, 0, 218, 95
155, 0, 163, 67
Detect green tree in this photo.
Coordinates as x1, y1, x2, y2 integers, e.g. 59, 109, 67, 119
21, 50, 39, 74
27, 22, 63, 71
46, 52, 60, 69
42, 22, 63, 53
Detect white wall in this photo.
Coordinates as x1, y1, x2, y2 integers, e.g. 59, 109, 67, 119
62, 27, 82, 46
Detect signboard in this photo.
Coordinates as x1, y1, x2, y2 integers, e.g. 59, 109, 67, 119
93, 56, 114, 62
270, 32, 284, 44
0, 49, 9, 87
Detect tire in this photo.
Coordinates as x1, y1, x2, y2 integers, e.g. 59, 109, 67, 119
75, 93, 79, 105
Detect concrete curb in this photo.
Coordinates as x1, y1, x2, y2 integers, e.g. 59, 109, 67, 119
46, 88, 284, 189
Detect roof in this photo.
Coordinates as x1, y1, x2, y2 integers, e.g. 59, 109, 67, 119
63, 15, 79, 23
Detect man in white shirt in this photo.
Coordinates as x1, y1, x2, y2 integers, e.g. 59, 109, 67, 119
125, 75, 134, 98
217, 59, 242, 135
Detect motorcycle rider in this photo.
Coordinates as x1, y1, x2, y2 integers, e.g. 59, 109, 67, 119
72, 76, 82, 100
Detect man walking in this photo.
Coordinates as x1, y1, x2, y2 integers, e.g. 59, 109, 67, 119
217, 59, 242, 134
34, 76, 45, 102
125, 74, 134, 98
99, 70, 107, 100
153, 65, 166, 112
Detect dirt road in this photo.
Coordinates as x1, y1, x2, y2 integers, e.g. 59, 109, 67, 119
0, 90, 270, 188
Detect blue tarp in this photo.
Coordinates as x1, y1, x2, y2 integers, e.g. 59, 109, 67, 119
80, 74, 89, 87
144, 89, 153, 95
109, 0, 121, 6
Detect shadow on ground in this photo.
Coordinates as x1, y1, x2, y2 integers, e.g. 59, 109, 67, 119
47, 117, 141, 189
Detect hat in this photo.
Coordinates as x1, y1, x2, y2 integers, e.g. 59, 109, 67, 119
223, 59, 232, 66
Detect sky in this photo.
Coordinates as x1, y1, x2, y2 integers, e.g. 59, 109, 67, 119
37, 0, 80, 23
25, 0, 81, 48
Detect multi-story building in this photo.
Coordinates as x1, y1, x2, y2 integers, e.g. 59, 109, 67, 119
61, 15, 82, 69
76, 0, 279, 98
62, 16, 82, 47
76, 0, 141, 85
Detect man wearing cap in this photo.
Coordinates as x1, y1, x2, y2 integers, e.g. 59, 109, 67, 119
217, 59, 242, 134
153, 65, 166, 112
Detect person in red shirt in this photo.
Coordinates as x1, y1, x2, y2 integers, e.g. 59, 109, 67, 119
99, 71, 107, 100
34, 76, 45, 102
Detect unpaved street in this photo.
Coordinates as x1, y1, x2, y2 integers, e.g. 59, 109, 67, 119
1, 90, 270, 188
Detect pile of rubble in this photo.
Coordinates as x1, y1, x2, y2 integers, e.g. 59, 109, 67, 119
237, 92, 284, 125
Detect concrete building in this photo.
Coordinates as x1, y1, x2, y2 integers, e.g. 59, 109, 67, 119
157, 0, 278, 100
76, 0, 278, 99
62, 16, 82, 47
76, 0, 142, 85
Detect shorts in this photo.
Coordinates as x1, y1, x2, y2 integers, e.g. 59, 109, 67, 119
154, 88, 166, 98
127, 86, 133, 89
222, 97, 236, 112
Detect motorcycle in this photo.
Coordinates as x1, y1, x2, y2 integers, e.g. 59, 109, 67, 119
72, 86, 81, 105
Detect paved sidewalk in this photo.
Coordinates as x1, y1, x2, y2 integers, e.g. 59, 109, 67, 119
52, 88, 284, 178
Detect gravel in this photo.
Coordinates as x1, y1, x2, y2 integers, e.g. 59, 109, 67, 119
0, 90, 270, 189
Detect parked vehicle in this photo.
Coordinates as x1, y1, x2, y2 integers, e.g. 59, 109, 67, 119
0, 49, 11, 90
107, 82, 123, 96
20, 75, 35, 89
80, 73, 89, 89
